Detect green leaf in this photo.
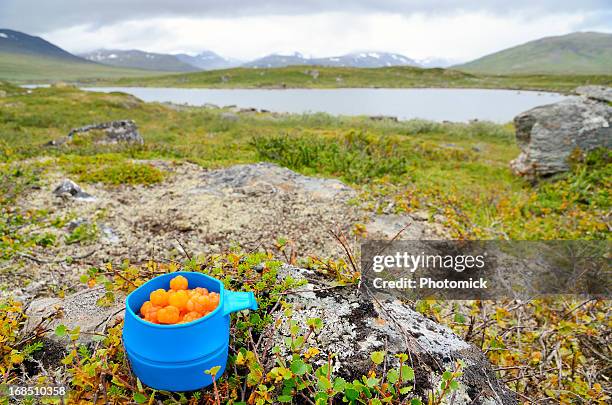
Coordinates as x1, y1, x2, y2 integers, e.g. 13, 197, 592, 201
307, 317, 323, 330
454, 313, 466, 324
442, 371, 453, 381
400, 365, 414, 381
333, 377, 347, 392
133, 393, 147, 403
277, 395, 293, 402
290, 359, 308, 376
399, 386, 413, 394
344, 388, 359, 401
314, 393, 328, 404
365, 377, 379, 388
450, 380, 459, 390
410, 398, 422, 405
205, 365, 221, 377
370, 351, 385, 365
317, 376, 332, 391
386, 369, 399, 384
54, 324, 67, 337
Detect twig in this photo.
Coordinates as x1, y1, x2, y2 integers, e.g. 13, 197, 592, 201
16, 249, 95, 264
174, 238, 192, 261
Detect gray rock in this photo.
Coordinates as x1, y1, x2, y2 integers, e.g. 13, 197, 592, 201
266, 266, 516, 404
53, 179, 96, 201
192, 162, 355, 200
24, 287, 125, 344
47, 120, 144, 146
305, 69, 319, 79
100, 224, 120, 244
510, 95, 612, 177
68, 120, 144, 145
576, 85, 612, 103
366, 214, 445, 239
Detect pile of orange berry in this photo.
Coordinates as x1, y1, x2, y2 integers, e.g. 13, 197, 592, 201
139, 275, 220, 325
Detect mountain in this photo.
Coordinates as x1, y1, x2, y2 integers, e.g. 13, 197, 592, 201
416, 57, 458, 68
455, 32, 612, 75
0, 29, 166, 81
175, 51, 241, 70
81, 49, 200, 72
243, 52, 419, 68
0, 28, 86, 62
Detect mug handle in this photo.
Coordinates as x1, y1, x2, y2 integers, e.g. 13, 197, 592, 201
223, 290, 258, 316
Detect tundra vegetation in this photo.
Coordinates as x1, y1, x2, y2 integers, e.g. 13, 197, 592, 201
87, 65, 612, 93
0, 81, 610, 404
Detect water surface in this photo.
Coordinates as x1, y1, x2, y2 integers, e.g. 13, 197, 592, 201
82, 87, 566, 122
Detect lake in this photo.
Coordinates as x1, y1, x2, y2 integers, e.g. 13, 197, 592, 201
81, 87, 566, 122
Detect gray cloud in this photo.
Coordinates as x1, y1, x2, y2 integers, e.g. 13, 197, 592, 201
1, 0, 610, 34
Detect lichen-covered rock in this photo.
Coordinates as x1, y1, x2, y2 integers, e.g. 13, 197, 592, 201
366, 214, 446, 239
47, 120, 144, 146
576, 85, 612, 103
24, 287, 125, 345
53, 179, 96, 201
510, 92, 612, 177
266, 266, 516, 404
193, 162, 355, 201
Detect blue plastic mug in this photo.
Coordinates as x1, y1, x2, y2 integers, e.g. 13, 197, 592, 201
123, 271, 258, 391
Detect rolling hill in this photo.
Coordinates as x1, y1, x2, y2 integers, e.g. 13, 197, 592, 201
455, 32, 612, 75
0, 28, 166, 81
81, 49, 200, 72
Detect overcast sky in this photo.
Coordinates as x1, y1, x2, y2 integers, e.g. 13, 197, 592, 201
0, 1, 610, 61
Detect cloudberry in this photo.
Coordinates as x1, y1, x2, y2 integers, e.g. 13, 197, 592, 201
168, 290, 189, 311
157, 306, 180, 324
170, 275, 188, 291
150, 289, 169, 307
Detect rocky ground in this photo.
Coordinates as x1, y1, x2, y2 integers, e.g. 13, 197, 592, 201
6, 160, 445, 301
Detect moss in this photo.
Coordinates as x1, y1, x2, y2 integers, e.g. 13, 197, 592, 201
58, 155, 165, 185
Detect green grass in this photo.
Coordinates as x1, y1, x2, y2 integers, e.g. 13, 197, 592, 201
0, 82, 608, 240
0, 52, 169, 82
456, 32, 612, 75
59, 154, 166, 185
90, 65, 612, 92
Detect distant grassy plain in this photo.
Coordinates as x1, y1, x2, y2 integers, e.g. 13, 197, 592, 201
0, 52, 167, 82
89, 65, 612, 93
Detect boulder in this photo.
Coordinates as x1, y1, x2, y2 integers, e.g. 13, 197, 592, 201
68, 120, 144, 145
192, 162, 355, 201
53, 179, 96, 201
575, 85, 612, 103
24, 287, 125, 345
366, 214, 446, 239
510, 90, 612, 177
265, 266, 516, 404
